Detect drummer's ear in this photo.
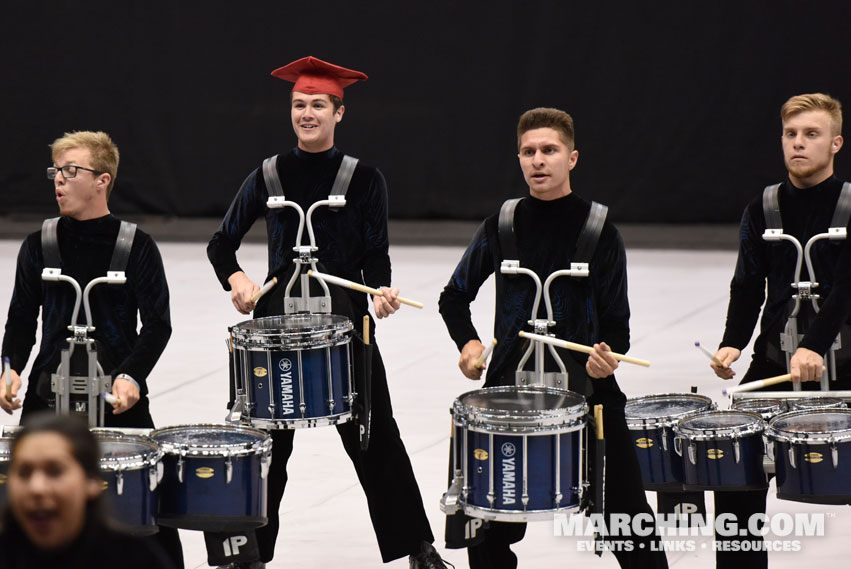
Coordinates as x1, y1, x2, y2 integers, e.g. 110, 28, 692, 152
86, 476, 103, 499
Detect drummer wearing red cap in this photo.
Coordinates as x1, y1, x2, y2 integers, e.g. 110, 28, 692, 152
207, 57, 448, 569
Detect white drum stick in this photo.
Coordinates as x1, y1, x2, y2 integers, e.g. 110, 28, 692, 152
519, 331, 651, 367
474, 338, 497, 369
307, 270, 424, 309
722, 366, 826, 396
250, 277, 278, 303
102, 392, 122, 406
694, 341, 724, 367
3, 356, 11, 403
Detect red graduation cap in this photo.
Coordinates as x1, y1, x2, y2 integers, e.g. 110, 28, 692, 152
271, 56, 367, 99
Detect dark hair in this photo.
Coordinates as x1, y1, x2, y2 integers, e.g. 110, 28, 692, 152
517, 107, 576, 150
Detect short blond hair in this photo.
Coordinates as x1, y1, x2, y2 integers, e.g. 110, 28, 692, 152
517, 107, 576, 150
50, 131, 120, 197
781, 93, 843, 136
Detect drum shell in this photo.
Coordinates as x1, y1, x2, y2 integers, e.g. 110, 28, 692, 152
96, 433, 161, 535
152, 425, 272, 532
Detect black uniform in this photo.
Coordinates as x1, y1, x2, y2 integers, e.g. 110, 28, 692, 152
713, 175, 851, 568
439, 193, 667, 569
207, 146, 434, 563
0, 214, 182, 566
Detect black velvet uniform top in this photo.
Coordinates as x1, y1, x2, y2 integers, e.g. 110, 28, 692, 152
721, 175, 851, 364
439, 192, 629, 402
207, 146, 391, 317
1, 215, 171, 400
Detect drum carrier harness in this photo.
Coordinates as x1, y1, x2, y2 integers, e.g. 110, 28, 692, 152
761, 182, 851, 391
40, 216, 137, 426
497, 197, 608, 389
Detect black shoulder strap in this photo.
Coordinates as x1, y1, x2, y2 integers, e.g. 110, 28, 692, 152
762, 183, 783, 231
830, 182, 851, 230
574, 201, 608, 263
41, 217, 61, 269
330, 155, 359, 197
262, 154, 284, 198
497, 198, 523, 261
109, 221, 137, 272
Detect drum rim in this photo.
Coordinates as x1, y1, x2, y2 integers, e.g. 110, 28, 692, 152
625, 392, 715, 428
766, 408, 851, 443
150, 423, 272, 456
787, 397, 847, 411
95, 432, 162, 471
674, 409, 765, 440
230, 314, 354, 349
454, 386, 588, 430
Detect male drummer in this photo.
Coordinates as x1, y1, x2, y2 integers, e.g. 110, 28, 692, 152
206, 56, 448, 569
438, 107, 667, 569
710, 93, 851, 568
0, 131, 183, 566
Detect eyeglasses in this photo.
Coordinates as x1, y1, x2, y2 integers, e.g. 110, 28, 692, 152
46, 165, 104, 180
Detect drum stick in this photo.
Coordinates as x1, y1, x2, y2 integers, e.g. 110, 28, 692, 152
594, 404, 604, 440
250, 277, 278, 303
363, 315, 370, 345
3, 357, 11, 403
307, 269, 424, 309
694, 341, 724, 367
519, 331, 651, 367
102, 392, 122, 406
722, 367, 826, 396
474, 338, 497, 369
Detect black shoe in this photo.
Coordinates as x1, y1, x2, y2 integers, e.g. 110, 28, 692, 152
409, 541, 453, 569
216, 563, 265, 569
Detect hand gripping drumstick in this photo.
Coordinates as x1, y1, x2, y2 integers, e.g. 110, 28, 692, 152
694, 341, 724, 367
307, 270, 424, 309
722, 367, 826, 396
250, 277, 278, 303
474, 338, 497, 369
519, 331, 651, 367
102, 392, 122, 406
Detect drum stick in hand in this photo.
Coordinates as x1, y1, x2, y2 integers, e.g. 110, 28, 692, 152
308, 270, 424, 309
519, 331, 651, 367
694, 341, 724, 367
251, 277, 278, 303
474, 338, 497, 369
722, 367, 826, 396
594, 404, 604, 440
102, 392, 122, 406
3, 357, 11, 403
363, 315, 370, 345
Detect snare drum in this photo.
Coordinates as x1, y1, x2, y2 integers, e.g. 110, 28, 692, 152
450, 386, 587, 521
231, 314, 354, 429
625, 393, 714, 489
788, 397, 847, 411
674, 410, 767, 490
732, 398, 787, 421
95, 430, 163, 535
151, 424, 272, 531
766, 408, 851, 504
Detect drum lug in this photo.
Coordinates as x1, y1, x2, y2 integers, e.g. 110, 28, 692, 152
789, 446, 797, 469
178, 450, 186, 483
116, 467, 125, 496
440, 470, 464, 514
766, 439, 775, 462
225, 452, 233, 485
687, 442, 697, 466
148, 465, 159, 492
673, 436, 683, 457
733, 438, 741, 464
261, 449, 272, 479
157, 460, 164, 484
661, 426, 668, 452
831, 442, 839, 469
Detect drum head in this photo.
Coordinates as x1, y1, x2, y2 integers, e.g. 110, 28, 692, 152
676, 410, 763, 438
788, 397, 847, 411
230, 314, 353, 349
768, 409, 851, 443
732, 398, 785, 419
455, 386, 586, 431
625, 393, 714, 428
151, 424, 272, 456
96, 433, 160, 471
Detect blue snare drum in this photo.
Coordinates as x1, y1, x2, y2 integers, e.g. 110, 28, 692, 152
674, 410, 767, 490
452, 386, 587, 522
95, 430, 162, 535
766, 408, 851, 505
231, 314, 354, 429
625, 393, 714, 489
151, 424, 272, 531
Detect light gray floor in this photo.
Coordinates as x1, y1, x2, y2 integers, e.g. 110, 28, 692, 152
0, 240, 847, 568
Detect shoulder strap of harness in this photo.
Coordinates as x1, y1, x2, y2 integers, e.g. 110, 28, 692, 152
574, 201, 609, 263
762, 183, 783, 231
262, 155, 284, 198
330, 155, 359, 197
830, 182, 851, 230
41, 217, 61, 269
109, 221, 137, 272
497, 198, 523, 262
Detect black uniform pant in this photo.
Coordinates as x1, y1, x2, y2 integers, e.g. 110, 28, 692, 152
217, 343, 435, 564
468, 401, 669, 569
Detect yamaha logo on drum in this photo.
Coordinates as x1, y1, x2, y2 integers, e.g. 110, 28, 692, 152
804, 452, 823, 464
279, 358, 292, 372
278, 358, 295, 415
706, 449, 724, 460
500, 442, 517, 505
196, 467, 215, 479
501, 442, 516, 457
253, 367, 267, 378
636, 437, 653, 449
